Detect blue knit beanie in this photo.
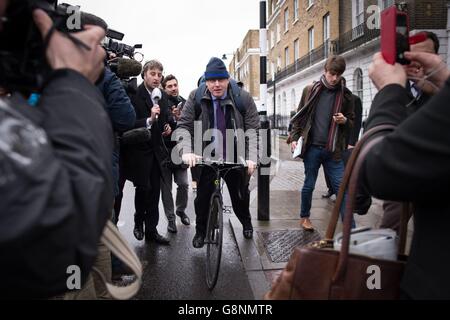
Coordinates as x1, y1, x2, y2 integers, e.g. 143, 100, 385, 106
204, 57, 230, 80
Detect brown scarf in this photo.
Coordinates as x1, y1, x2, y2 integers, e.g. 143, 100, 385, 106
290, 75, 345, 152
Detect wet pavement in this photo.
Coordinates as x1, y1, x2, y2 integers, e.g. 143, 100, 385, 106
229, 136, 415, 299
116, 177, 255, 300
115, 136, 414, 300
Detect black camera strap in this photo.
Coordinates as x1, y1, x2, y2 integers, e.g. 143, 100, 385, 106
43, 24, 91, 53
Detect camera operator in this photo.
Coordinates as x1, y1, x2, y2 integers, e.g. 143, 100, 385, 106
93, 25, 137, 298
363, 50, 450, 299
0, 2, 114, 299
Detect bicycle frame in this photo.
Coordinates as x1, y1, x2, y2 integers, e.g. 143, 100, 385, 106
195, 159, 246, 290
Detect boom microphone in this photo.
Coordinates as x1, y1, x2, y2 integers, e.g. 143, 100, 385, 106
151, 87, 162, 120
115, 58, 142, 78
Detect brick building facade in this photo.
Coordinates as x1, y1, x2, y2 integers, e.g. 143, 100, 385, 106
228, 30, 261, 103
263, 0, 450, 133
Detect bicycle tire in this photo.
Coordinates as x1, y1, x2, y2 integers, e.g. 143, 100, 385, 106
205, 195, 223, 290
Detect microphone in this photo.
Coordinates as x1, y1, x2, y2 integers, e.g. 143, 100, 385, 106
151, 88, 162, 120
115, 58, 142, 78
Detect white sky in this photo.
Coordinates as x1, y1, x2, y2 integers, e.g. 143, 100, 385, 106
73, 0, 261, 97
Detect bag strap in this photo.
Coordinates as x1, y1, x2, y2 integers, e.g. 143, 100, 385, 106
333, 128, 409, 283
92, 221, 142, 300
398, 202, 411, 256
324, 124, 397, 240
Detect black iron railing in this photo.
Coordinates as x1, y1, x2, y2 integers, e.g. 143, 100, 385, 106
336, 23, 380, 55
268, 23, 381, 87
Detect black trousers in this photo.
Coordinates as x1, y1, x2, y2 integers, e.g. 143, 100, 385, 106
134, 162, 161, 236
194, 167, 252, 235
113, 172, 126, 224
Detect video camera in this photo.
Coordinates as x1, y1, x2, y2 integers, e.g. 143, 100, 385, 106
102, 29, 143, 95
103, 29, 143, 61
0, 0, 91, 92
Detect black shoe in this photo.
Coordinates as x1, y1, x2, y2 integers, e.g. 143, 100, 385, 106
133, 223, 144, 241
243, 229, 253, 239
167, 220, 177, 233
146, 232, 170, 245
177, 213, 191, 226
192, 233, 205, 248
322, 189, 334, 199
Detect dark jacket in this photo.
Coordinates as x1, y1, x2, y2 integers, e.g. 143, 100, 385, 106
348, 94, 363, 146
164, 95, 185, 151
122, 83, 170, 186
167, 94, 186, 109
97, 67, 136, 196
97, 67, 136, 133
362, 81, 450, 299
290, 82, 354, 160
0, 69, 114, 298
177, 85, 260, 163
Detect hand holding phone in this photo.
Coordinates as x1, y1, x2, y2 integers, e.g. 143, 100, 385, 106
381, 6, 410, 65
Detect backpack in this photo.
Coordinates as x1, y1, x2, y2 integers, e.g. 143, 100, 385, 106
194, 78, 246, 120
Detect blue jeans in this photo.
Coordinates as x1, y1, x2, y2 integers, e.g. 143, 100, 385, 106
300, 145, 354, 226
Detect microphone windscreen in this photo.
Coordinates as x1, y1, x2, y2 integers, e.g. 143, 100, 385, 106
117, 58, 143, 78
151, 87, 162, 104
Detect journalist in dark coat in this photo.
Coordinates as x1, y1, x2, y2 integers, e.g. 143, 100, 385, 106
121, 60, 172, 244
123, 83, 170, 186
363, 51, 450, 299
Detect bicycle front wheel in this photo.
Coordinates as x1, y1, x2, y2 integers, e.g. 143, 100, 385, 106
205, 195, 223, 290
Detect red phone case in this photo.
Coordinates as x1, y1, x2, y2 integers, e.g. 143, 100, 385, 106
381, 6, 398, 65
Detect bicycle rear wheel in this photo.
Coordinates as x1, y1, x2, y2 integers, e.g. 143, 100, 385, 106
205, 195, 223, 290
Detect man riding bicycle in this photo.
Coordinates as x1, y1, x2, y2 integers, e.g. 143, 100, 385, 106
177, 57, 260, 248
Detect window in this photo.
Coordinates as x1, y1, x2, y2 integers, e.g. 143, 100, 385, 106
277, 23, 281, 43
323, 13, 330, 42
323, 13, 330, 57
294, 0, 299, 21
353, 68, 364, 100
285, 47, 290, 67
352, 0, 365, 38
282, 91, 287, 130
308, 27, 314, 52
284, 8, 289, 32
291, 89, 297, 112
380, 0, 394, 10
294, 39, 299, 61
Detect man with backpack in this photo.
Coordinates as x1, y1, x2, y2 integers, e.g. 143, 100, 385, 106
177, 57, 260, 248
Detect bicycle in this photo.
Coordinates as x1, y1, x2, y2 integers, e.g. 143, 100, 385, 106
196, 159, 248, 290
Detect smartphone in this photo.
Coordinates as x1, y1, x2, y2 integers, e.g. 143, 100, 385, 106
381, 5, 410, 65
